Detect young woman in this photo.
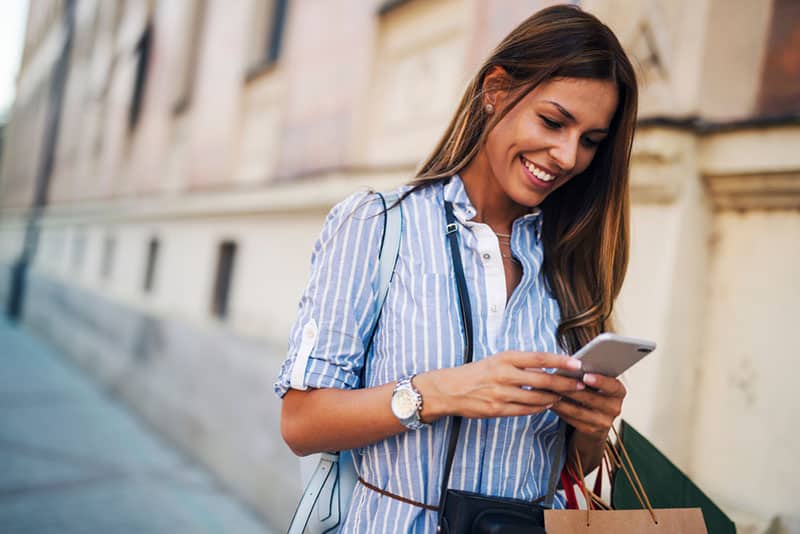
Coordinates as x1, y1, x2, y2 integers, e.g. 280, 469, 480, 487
275, 5, 638, 532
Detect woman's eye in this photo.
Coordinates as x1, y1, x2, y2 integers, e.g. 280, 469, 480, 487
581, 137, 602, 148
540, 116, 561, 129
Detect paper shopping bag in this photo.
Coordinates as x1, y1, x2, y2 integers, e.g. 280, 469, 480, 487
551, 422, 709, 534
544, 507, 708, 533
613, 420, 736, 534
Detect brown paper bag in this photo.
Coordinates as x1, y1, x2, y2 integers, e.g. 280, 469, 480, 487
550, 426, 709, 533
545, 507, 708, 533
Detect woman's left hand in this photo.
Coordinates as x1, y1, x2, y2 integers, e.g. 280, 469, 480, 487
551, 373, 626, 441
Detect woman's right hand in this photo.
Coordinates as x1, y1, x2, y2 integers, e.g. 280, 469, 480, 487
413, 351, 585, 422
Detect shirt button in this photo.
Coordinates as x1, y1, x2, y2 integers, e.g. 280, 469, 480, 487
482, 253, 491, 261
490, 304, 498, 313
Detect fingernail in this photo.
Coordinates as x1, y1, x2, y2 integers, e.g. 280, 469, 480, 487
567, 358, 582, 370
545, 404, 554, 409
576, 382, 585, 390
583, 373, 597, 385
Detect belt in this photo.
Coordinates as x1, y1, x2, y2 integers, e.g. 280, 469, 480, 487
357, 476, 438, 511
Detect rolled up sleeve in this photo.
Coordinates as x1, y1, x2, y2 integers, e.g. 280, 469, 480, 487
274, 191, 385, 398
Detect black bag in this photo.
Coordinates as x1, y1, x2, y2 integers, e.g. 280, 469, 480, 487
440, 489, 547, 533
436, 201, 563, 534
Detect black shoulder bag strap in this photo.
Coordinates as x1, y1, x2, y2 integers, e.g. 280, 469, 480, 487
437, 201, 566, 528
436, 202, 474, 524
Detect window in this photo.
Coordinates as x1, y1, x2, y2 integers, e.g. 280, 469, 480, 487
173, 0, 207, 113
143, 237, 159, 293
377, 0, 413, 16
265, 0, 288, 64
211, 241, 237, 319
246, 0, 289, 76
129, 22, 153, 131
100, 234, 116, 280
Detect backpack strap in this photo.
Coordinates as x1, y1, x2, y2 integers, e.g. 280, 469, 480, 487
374, 191, 403, 331
287, 191, 404, 534
360, 191, 403, 386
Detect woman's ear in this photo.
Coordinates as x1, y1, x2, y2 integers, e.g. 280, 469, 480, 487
481, 65, 512, 110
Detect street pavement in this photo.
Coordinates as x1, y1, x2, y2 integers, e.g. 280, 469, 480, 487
0, 318, 273, 534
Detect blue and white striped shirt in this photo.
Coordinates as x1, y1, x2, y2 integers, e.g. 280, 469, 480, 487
275, 175, 567, 533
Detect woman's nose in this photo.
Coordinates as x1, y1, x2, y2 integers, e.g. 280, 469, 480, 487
549, 138, 578, 174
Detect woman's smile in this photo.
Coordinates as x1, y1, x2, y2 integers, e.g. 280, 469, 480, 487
520, 155, 558, 189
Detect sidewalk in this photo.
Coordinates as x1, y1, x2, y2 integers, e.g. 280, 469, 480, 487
0, 318, 273, 534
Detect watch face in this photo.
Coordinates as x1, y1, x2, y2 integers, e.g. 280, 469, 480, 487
391, 388, 417, 419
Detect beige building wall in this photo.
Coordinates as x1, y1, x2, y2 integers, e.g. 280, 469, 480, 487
1, 0, 798, 531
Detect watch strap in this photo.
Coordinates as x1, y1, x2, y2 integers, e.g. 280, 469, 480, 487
393, 375, 426, 430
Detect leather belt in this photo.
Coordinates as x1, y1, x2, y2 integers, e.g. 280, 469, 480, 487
357, 476, 438, 511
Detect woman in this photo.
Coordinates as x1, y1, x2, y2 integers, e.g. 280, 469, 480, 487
275, 5, 637, 532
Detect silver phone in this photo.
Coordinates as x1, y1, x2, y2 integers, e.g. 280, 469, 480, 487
556, 333, 656, 378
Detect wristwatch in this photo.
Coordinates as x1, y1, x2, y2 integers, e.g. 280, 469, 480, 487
391, 375, 427, 430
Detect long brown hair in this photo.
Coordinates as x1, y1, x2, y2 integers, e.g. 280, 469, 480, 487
409, 5, 638, 353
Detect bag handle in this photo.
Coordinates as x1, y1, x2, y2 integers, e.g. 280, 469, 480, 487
287, 453, 340, 533
563, 424, 659, 525
607, 425, 657, 522
563, 443, 610, 511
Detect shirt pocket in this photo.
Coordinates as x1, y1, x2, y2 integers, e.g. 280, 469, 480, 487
415, 272, 461, 371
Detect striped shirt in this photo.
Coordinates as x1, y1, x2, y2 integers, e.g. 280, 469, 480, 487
275, 175, 567, 533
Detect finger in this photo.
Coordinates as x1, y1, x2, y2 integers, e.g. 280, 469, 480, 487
551, 410, 584, 431
582, 374, 626, 398
559, 389, 621, 418
498, 385, 561, 407
496, 402, 555, 418
460, 388, 559, 418
505, 368, 586, 393
506, 351, 582, 372
551, 399, 611, 434
554, 410, 608, 438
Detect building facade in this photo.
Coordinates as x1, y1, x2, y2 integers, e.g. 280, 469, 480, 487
1, 0, 798, 531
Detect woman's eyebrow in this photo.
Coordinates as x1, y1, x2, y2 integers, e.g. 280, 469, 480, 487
545, 100, 576, 122
544, 100, 609, 135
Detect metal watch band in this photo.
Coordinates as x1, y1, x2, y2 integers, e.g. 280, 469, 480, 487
392, 375, 427, 430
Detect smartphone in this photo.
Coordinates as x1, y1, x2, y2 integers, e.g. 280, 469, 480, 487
555, 333, 656, 379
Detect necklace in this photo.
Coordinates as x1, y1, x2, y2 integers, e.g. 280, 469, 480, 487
496, 234, 516, 263
502, 253, 521, 265
493, 229, 519, 264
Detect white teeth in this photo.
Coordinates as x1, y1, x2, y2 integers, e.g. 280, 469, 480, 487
522, 158, 556, 182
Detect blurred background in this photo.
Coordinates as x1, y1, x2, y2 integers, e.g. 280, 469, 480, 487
0, 0, 798, 532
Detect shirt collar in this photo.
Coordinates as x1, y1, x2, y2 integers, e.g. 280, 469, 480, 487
442, 174, 477, 222
442, 174, 544, 239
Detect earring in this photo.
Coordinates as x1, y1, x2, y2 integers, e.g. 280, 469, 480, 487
484, 103, 495, 115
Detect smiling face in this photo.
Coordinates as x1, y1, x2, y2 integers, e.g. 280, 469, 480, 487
469, 75, 619, 212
